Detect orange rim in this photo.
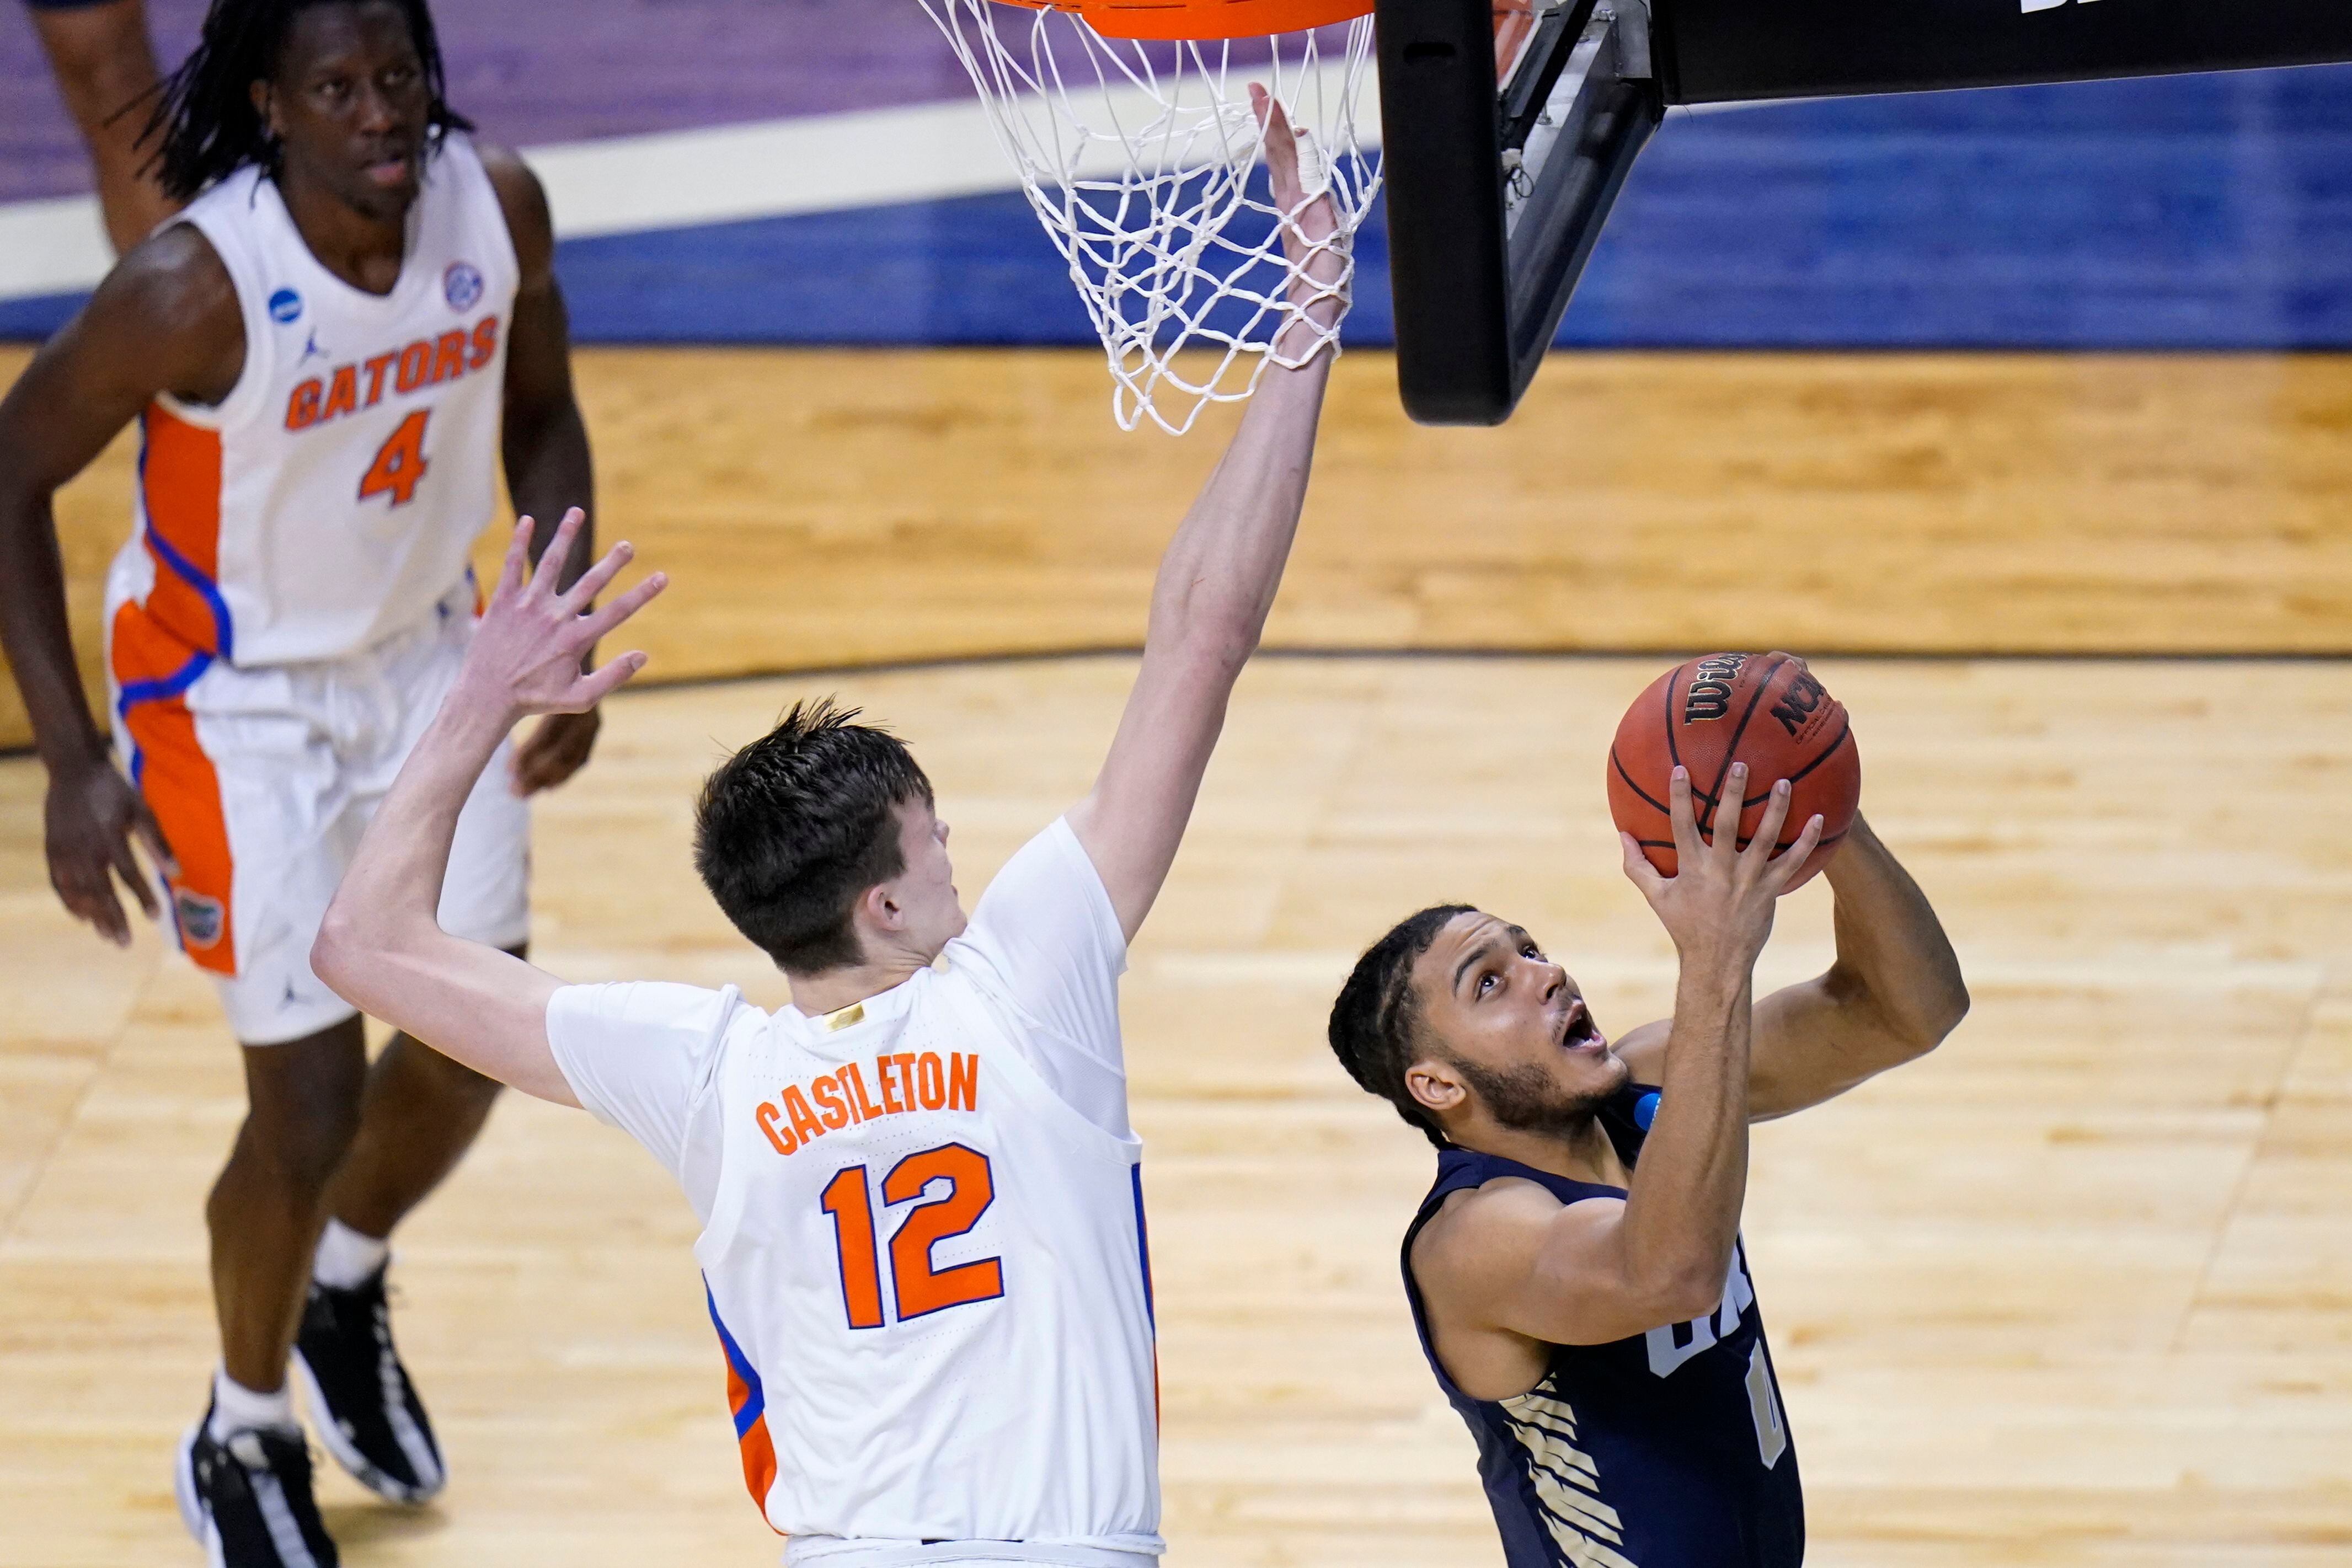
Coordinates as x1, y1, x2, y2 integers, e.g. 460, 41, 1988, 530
1492, 0, 1536, 79
994, 0, 1373, 43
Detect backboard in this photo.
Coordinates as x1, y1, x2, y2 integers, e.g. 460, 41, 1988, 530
1375, 0, 2352, 426
1376, 0, 1658, 426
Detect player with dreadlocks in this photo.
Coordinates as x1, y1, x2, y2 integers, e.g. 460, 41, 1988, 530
0, 3, 601, 1562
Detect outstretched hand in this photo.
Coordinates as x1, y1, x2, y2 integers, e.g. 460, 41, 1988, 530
1619, 762, 1824, 975
1251, 84, 1346, 346
457, 508, 666, 735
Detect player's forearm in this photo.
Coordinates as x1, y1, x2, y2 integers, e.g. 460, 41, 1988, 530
1145, 355, 1329, 667
1820, 815, 1968, 1058
314, 689, 514, 1006
1140, 103, 1341, 666
0, 484, 109, 772
1612, 965, 1754, 1319
32, 4, 164, 153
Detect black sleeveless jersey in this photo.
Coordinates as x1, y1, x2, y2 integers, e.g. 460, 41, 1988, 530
1401, 1086, 1805, 1567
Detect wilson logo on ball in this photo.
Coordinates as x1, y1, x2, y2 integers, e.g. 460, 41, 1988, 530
1682, 652, 1750, 723
1608, 652, 1862, 891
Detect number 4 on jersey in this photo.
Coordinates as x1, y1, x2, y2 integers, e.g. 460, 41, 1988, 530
359, 410, 431, 507
821, 1144, 1004, 1330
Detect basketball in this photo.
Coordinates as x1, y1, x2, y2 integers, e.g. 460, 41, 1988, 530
1607, 652, 1861, 889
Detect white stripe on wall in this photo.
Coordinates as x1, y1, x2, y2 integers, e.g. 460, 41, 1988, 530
1, 62, 1385, 304
0, 195, 115, 301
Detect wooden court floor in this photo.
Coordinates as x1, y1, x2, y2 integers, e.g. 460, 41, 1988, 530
9, 345, 2352, 749
4, 652, 2350, 1567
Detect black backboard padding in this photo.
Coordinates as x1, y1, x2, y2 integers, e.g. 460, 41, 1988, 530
1377, 0, 1517, 420
1653, 0, 2352, 104
1376, 0, 1661, 423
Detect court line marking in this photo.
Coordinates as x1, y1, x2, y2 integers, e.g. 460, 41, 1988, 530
2163, 976, 2334, 1353
4, 644, 2346, 765
591, 645, 2352, 707
0, 947, 161, 1241
0, 65, 1381, 304
6, 647, 2348, 766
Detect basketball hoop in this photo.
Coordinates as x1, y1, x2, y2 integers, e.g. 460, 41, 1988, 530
917, 0, 1381, 434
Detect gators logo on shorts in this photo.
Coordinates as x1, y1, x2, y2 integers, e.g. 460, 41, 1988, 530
174, 889, 226, 950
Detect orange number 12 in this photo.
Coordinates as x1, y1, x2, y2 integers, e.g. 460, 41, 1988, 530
820, 1143, 1003, 1331
359, 410, 431, 507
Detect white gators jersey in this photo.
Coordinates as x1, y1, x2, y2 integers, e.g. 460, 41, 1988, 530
547, 820, 1162, 1567
110, 133, 517, 668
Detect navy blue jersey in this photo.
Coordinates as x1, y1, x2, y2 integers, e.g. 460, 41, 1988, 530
1402, 1087, 1804, 1567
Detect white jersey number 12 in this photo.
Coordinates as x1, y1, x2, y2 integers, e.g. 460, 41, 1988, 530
819, 1142, 1004, 1330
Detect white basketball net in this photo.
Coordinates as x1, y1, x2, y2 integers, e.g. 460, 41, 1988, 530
917, 1, 1381, 434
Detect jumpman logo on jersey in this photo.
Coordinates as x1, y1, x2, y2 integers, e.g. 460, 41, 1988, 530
300, 329, 331, 365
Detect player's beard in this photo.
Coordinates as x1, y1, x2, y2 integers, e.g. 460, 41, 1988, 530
1452, 1051, 1623, 1136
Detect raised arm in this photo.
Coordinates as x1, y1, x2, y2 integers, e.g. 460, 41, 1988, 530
309, 511, 665, 1103
0, 228, 240, 944
1415, 775, 1824, 1376
1739, 814, 1967, 1117
1616, 660, 1968, 1120
1067, 91, 1346, 939
29, 0, 176, 255
1615, 812, 1967, 1120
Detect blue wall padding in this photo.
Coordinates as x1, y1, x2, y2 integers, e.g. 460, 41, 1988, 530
6, 62, 2349, 349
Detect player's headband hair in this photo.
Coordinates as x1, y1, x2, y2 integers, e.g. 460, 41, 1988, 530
144, 0, 473, 202
1327, 904, 1477, 1149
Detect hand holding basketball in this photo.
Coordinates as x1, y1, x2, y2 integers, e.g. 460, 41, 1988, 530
1619, 762, 1824, 967
1607, 651, 1861, 891
459, 509, 667, 726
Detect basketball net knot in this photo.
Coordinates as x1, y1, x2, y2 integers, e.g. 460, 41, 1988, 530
918, 1, 1381, 434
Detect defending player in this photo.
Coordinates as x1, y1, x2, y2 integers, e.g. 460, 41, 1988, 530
0, 2, 600, 1561
308, 90, 1339, 1566
1328, 760, 1968, 1566
24, 0, 177, 253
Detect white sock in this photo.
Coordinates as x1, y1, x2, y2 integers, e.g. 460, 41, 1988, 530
312, 1217, 391, 1289
209, 1368, 296, 1439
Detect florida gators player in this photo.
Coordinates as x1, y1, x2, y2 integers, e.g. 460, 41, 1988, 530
0, 1, 601, 1560
308, 89, 1340, 1567
1327, 759, 1968, 1566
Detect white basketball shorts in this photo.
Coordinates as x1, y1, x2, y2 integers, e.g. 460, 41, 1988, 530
106, 577, 529, 1046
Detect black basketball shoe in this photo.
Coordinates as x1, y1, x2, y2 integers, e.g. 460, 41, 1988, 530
291, 1265, 446, 1503
175, 1404, 340, 1567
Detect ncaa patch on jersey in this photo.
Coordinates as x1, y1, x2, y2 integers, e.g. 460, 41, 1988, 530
444, 263, 484, 312
174, 889, 226, 949
268, 288, 303, 325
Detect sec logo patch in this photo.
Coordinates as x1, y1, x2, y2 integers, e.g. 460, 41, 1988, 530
268, 288, 303, 325
444, 262, 484, 312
